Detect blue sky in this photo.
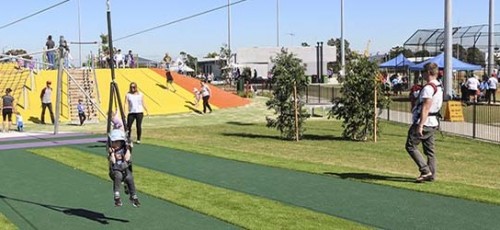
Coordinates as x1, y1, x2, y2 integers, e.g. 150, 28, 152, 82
0, 0, 496, 65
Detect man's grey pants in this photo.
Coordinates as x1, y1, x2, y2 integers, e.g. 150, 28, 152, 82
405, 125, 438, 178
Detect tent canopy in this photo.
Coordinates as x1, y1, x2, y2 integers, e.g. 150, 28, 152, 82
379, 53, 415, 68
409, 53, 482, 71
168, 65, 195, 72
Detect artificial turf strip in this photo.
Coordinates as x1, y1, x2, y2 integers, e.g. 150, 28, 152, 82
148, 139, 500, 205
0, 149, 237, 230
76, 143, 500, 230
30, 147, 370, 230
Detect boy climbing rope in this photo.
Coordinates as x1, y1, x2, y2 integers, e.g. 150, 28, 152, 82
108, 129, 140, 207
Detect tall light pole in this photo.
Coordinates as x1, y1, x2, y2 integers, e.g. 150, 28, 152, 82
228, 0, 231, 63
340, 0, 345, 77
444, 0, 452, 100
77, 0, 82, 67
487, 0, 495, 77
276, 0, 279, 47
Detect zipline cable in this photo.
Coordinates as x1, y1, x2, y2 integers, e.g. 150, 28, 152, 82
114, 0, 248, 42
0, 0, 71, 31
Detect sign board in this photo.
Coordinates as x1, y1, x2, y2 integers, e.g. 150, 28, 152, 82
444, 101, 464, 122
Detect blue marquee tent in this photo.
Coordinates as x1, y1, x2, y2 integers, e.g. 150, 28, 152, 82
409, 53, 482, 71
379, 53, 415, 68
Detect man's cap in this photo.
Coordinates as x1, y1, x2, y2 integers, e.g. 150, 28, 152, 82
46, 80, 52, 84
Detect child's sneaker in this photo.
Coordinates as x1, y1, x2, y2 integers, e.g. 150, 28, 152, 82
114, 197, 123, 207
130, 196, 140, 207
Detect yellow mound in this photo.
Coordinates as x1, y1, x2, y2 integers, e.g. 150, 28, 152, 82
15, 68, 217, 123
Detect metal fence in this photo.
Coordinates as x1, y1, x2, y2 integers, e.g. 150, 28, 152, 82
303, 84, 500, 143
381, 98, 500, 143
302, 84, 342, 104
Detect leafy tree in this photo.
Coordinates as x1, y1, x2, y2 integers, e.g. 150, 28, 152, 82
328, 57, 389, 141
452, 44, 467, 61
414, 49, 430, 59
466, 47, 485, 66
219, 43, 230, 60
301, 42, 310, 47
185, 53, 198, 72
204, 52, 218, 58
241, 67, 252, 81
327, 38, 354, 73
266, 48, 308, 140
99, 34, 109, 53
3, 49, 31, 64
388, 46, 414, 59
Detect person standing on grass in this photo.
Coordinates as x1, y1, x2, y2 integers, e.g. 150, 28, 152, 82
466, 74, 480, 103
2, 88, 15, 132
200, 81, 212, 113
124, 82, 148, 144
487, 73, 498, 104
405, 62, 443, 183
40, 81, 55, 125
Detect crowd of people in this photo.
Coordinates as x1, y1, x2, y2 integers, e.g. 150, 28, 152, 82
460, 72, 498, 104
99, 49, 135, 69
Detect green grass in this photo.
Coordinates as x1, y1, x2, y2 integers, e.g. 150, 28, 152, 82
25, 96, 498, 204
29, 147, 370, 230
0, 213, 17, 230
141, 118, 500, 205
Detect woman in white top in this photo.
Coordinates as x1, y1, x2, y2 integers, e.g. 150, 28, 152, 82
124, 82, 148, 144
200, 81, 212, 113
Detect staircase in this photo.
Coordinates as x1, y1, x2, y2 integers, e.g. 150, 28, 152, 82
0, 63, 30, 110
67, 69, 100, 124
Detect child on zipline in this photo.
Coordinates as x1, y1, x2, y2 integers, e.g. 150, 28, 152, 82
108, 129, 140, 207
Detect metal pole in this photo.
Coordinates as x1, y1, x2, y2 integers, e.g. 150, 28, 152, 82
106, 1, 116, 81
487, 0, 495, 77
106, 0, 116, 147
78, 0, 82, 67
340, 0, 345, 77
228, 0, 231, 59
444, 0, 453, 100
472, 102, 477, 138
276, 0, 279, 47
320, 42, 324, 82
316, 42, 320, 80
293, 81, 299, 141
54, 36, 65, 134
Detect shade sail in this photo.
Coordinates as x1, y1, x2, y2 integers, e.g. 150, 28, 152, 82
409, 53, 482, 71
379, 53, 415, 68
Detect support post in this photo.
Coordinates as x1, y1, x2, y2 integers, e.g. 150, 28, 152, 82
294, 81, 299, 142
54, 36, 65, 135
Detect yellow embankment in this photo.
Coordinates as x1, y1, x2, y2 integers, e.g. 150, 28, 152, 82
16, 68, 217, 123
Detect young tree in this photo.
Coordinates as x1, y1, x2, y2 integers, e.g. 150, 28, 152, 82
266, 48, 308, 140
328, 57, 389, 141
466, 47, 485, 66
99, 34, 109, 53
